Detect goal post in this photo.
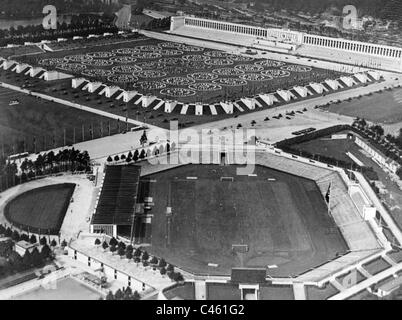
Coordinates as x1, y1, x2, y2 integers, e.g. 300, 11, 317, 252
220, 176, 234, 182
232, 244, 249, 253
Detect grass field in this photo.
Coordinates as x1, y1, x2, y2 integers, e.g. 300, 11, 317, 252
0, 86, 133, 155
325, 89, 402, 124
4, 183, 75, 234
138, 164, 348, 276
292, 132, 364, 164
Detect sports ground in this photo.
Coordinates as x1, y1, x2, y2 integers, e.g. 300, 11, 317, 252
0, 86, 134, 155
4, 183, 76, 234
20, 36, 342, 105
325, 89, 402, 124
138, 164, 348, 276
292, 132, 362, 164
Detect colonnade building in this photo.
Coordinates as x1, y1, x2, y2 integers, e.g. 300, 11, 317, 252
170, 16, 402, 72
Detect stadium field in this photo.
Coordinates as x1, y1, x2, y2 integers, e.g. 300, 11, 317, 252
0, 86, 132, 155
19, 36, 342, 105
4, 183, 76, 234
138, 164, 348, 276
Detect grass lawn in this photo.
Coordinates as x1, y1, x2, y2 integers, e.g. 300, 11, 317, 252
306, 283, 339, 300
259, 285, 294, 300
0, 86, 133, 155
292, 133, 363, 164
138, 164, 348, 276
362, 257, 391, 275
163, 283, 195, 300
4, 183, 76, 234
326, 89, 402, 124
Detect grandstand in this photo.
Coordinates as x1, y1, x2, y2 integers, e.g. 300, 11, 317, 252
91, 165, 141, 237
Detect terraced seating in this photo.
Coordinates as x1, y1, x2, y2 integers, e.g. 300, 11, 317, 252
92, 165, 141, 226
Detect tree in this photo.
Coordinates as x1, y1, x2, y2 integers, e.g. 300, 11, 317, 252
134, 248, 142, 257
172, 272, 184, 282
133, 150, 139, 162
20, 234, 29, 242
139, 149, 146, 159
95, 238, 101, 246
41, 244, 52, 260
142, 251, 149, 261
12, 230, 20, 242
22, 250, 33, 268
8, 251, 23, 270
150, 256, 158, 265
126, 250, 133, 260
61, 239, 67, 247
5, 227, 12, 238
114, 155, 120, 161
40, 237, 47, 246
109, 237, 118, 247
118, 241, 126, 250
159, 258, 167, 268
160, 267, 167, 276
123, 286, 132, 300
31, 248, 43, 267
102, 241, 109, 251
114, 289, 124, 300
110, 244, 117, 254
167, 264, 174, 273
50, 239, 57, 247
118, 246, 125, 257
106, 291, 114, 300
140, 130, 148, 146
132, 291, 141, 300
30, 235, 37, 244
107, 156, 113, 162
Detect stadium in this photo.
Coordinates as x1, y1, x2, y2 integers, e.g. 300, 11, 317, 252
88, 143, 399, 300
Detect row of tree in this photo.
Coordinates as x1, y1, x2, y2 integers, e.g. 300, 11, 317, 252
353, 118, 402, 174
96, 237, 184, 282
104, 286, 140, 301
0, 226, 54, 278
107, 142, 175, 164
0, 224, 61, 248
0, 0, 119, 19
20, 148, 91, 176
0, 148, 90, 195
0, 13, 119, 47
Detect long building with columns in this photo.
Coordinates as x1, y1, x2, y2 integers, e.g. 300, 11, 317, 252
170, 16, 402, 72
